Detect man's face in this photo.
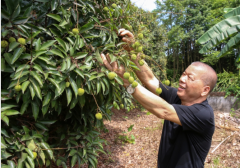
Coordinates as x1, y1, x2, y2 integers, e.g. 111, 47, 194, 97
177, 65, 206, 102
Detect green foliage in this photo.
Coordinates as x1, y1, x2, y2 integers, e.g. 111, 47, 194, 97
117, 125, 135, 144
1, 0, 166, 167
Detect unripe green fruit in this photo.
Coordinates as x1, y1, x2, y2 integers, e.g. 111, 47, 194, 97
72, 28, 79, 35
156, 88, 162, 95
131, 54, 137, 60
18, 38, 26, 45
136, 46, 142, 52
132, 44, 136, 48
134, 41, 140, 47
66, 82, 70, 87
120, 104, 124, 109
78, 88, 84, 96
128, 77, 134, 84
95, 113, 102, 120
141, 54, 146, 59
123, 72, 130, 79
132, 81, 138, 88
138, 33, 143, 39
130, 50, 135, 54
14, 85, 22, 92
138, 59, 144, 66
112, 3, 117, 8
165, 80, 170, 86
9, 37, 16, 43
1, 40, 8, 48
103, 7, 109, 12
33, 152, 37, 159
108, 72, 116, 80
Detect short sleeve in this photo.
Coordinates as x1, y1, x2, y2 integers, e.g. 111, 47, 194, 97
172, 103, 215, 134
159, 82, 181, 104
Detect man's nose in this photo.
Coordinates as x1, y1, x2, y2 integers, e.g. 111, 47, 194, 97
180, 75, 186, 83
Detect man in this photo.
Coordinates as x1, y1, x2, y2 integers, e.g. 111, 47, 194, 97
100, 28, 217, 168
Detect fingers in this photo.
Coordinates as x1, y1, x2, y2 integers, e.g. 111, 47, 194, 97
100, 53, 112, 71
119, 30, 134, 38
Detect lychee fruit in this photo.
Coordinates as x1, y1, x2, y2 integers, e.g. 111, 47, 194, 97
138, 59, 144, 66
95, 113, 102, 120
156, 88, 162, 95
120, 104, 124, 109
14, 85, 22, 92
131, 54, 137, 60
165, 80, 170, 86
136, 46, 142, 52
66, 82, 70, 87
1, 40, 8, 48
132, 81, 138, 88
33, 152, 37, 159
123, 72, 130, 79
78, 88, 84, 96
108, 72, 116, 80
138, 33, 143, 39
134, 41, 140, 47
9, 37, 16, 43
18, 38, 26, 45
72, 28, 79, 35
112, 3, 117, 8
103, 7, 109, 12
128, 77, 134, 84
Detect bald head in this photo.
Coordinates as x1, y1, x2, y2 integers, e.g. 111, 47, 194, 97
191, 62, 217, 93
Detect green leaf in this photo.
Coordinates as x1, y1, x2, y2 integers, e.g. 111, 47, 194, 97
48, 78, 60, 91
8, 42, 20, 52
27, 139, 36, 151
12, 70, 29, 80
5, 0, 18, 15
115, 76, 123, 85
7, 160, 15, 168
224, 6, 240, 18
42, 92, 52, 106
26, 156, 35, 168
1, 129, 10, 138
1, 149, 12, 159
11, 47, 24, 64
49, 49, 64, 58
31, 101, 39, 121
39, 150, 45, 164
1, 137, 8, 149
197, 15, 240, 44
1, 58, 6, 71
25, 148, 34, 159
38, 120, 56, 125
12, 4, 21, 20
71, 155, 78, 168
32, 64, 44, 74
95, 49, 103, 64
16, 64, 30, 73
40, 40, 56, 50
40, 142, 54, 159
21, 81, 30, 94
74, 69, 84, 78
31, 50, 47, 62
20, 100, 30, 115
30, 71, 43, 87
47, 13, 61, 22
29, 77, 42, 100
70, 97, 78, 109
29, 84, 35, 100
69, 77, 78, 98
73, 52, 88, 59
66, 87, 72, 106
51, 0, 58, 11
1, 104, 17, 112
79, 21, 95, 33
35, 122, 48, 131
42, 103, 50, 116
55, 37, 67, 51
97, 80, 101, 94
2, 109, 19, 116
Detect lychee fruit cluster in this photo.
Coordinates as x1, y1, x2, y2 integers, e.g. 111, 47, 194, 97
123, 72, 138, 88
108, 72, 116, 80
9, 37, 16, 43
156, 88, 162, 95
72, 28, 79, 35
18, 38, 26, 45
66, 82, 70, 87
1, 40, 8, 48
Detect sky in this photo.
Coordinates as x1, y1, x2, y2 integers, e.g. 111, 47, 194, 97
131, 0, 157, 12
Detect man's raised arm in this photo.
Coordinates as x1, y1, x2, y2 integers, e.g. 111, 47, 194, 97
119, 29, 159, 95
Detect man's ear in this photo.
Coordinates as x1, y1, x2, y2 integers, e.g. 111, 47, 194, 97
201, 86, 210, 96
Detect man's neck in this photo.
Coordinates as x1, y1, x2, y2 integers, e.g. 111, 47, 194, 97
181, 97, 207, 106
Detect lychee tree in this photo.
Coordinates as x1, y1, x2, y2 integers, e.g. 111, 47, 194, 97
1, 0, 166, 167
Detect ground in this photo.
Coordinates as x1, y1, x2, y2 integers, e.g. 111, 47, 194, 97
94, 107, 240, 168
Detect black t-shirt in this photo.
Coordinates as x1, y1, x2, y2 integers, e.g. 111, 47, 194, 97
157, 83, 215, 168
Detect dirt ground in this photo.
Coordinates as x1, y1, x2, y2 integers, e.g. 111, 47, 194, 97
94, 107, 240, 168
